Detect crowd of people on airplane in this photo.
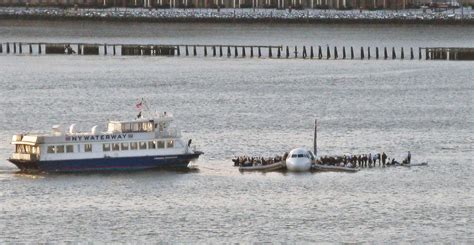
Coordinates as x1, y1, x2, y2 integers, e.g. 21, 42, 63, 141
317, 151, 412, 168
232, 153, 287, 167
233, 151, 412, 168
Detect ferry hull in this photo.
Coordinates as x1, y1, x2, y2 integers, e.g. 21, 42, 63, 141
8, 153, 202, 172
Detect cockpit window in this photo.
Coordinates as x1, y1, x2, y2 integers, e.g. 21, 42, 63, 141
291, 154, 297, 158
297, 154, 305, 158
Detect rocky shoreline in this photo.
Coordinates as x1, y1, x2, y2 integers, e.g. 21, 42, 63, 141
0, 7, 473, 24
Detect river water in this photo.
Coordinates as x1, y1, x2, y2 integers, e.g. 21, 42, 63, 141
0, 20, 473, 243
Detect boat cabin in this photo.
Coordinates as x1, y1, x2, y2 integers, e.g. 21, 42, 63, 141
107, 115, 172, 134
11, 135, 41, 161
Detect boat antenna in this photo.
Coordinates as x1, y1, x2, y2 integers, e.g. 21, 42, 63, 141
313, 119, 317, 157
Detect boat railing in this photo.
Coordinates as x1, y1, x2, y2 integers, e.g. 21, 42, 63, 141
10, 153, 39, 161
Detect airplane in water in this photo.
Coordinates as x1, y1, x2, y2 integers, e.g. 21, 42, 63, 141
285, 119, 318, 172
285, 148, 315, 172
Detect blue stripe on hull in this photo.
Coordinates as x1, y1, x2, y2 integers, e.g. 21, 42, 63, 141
33, 154, 200, 172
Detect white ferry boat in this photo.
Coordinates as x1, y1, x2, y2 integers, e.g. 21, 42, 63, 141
8, 111, 203, 172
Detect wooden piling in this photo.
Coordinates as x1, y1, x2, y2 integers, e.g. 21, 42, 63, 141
45, 44, 65, 54
122, 45, 137, 56
11, 42, 464, 63
83, 45, 99, 55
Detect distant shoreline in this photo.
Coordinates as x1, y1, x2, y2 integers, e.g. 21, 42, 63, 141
2, 15, 474, 25
1, 7, 473, 25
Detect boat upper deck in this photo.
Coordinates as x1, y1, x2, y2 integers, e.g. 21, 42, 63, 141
107, 112, 173, 134
11, 112, 180, 145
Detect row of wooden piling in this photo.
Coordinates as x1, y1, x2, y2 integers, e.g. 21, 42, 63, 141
1, 42, 473, 60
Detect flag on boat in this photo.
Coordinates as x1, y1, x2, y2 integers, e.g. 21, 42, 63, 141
136, 99, 143, 109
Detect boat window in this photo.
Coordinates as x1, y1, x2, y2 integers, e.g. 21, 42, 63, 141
148, 141, 156, 149
85, 144, 92, 152
121, 123, 132, 133
16, 144, 28, 154
167, 140, 174, 148
130, 142, 138, 150
132, 123, 140, 132
103, 144, 110, 152
47, 145, 55, 154
291, 154, 297, 158
56, 145, 65, 153
121, 142, 129, 151
66, 145, 74, 153
157, 141, 165, 149
139, 142, 147, 150
112, 143, 120, 151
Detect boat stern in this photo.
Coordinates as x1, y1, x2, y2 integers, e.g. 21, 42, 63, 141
8, 154, 40, 171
